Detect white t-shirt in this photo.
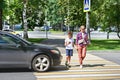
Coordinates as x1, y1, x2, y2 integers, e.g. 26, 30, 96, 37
82, 32, 87, 44
65, 38, 74, 49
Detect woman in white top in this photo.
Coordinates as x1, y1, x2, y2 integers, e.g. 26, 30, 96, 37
76, 25, 89, 68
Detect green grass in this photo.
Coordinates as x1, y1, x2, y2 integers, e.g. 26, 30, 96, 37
88, 39, 120, 50
27, 38, 47, 43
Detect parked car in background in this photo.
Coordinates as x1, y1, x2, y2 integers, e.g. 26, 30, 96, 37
40, 26, 49, 31
2, 25, 10, 30
62, 26, 67, 32
2, 21, 10, 30
49, 26, 52, 29
14, 24, 22, 30
90, 28, 94, 32
2, 29, 21, 37
0, 31, 62, 72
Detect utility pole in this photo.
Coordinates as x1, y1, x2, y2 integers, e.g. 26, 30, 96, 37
84, 0, 91, 41
86, 12, 91, 40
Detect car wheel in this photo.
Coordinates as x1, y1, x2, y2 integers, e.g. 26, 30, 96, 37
32, 55, 50, 72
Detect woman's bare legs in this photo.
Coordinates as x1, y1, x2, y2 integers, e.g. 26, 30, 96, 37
78, 45, 87, 68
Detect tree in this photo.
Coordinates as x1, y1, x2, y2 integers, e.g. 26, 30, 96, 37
27, 0, 49, 30
115, 0, 120, 38
102, 0, 120, 39
2, 0, 119, 39
47, 0, 86, 31
0, 6, 3, 30
90, 0, 120, 39
0, 0, 6, 30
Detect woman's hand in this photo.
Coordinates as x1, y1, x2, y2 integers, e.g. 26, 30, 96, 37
74, 45, 78, 50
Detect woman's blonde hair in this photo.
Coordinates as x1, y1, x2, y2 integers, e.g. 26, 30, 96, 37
80, 25, 86, 31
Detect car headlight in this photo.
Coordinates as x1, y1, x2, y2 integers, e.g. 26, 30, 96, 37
50, 50, 60, 54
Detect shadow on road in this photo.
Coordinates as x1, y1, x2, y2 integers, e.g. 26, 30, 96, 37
49, 65, 69, 72
0, 68, 33, 73
48, 64, 105, 72
0, 66, 68, 73
74, 64, 105, 68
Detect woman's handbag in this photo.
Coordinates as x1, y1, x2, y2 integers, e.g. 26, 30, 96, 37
78, 39, 84, 44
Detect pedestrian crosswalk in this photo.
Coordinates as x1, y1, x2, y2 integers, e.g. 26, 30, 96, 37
34, 54, 120, 80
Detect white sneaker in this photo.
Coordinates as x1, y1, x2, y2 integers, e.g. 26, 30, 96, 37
80, 65, 83, 68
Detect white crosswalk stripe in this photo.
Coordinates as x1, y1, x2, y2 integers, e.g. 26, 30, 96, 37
36, 74, 120, 79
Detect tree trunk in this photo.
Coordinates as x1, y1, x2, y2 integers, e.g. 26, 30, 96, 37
23, 0, 28, 39
116, 0, 120, 39
117, 31, 120, 39
107, 32, 109, 39
0, 9, 2, 30
117, 26, 120, 39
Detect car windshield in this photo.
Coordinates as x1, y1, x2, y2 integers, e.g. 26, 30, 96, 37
10, 34, 33, 45
19, 37, 33, 45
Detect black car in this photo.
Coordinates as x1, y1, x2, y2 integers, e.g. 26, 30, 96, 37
0, 31, 62, 72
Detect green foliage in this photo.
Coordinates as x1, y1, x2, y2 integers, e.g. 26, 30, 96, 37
1, 0, 120, 35
27, 0, 49, 30
47, 0, 85, 28
2, 0, 49, 30
0, 0, 6, 9
91, 0, 120, 32
6, 0, 23, 24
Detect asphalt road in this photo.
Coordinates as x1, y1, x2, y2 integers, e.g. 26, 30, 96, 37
0, 68, 36, 80
89, 50, 120, 65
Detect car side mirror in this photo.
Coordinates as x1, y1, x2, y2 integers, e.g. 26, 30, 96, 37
16, 41, 24, 48
16, 44, 21, 48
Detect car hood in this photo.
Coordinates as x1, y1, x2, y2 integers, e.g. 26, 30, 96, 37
33, 43, 57, 50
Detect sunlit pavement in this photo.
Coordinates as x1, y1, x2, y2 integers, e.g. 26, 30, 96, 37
34, 48, 120, 80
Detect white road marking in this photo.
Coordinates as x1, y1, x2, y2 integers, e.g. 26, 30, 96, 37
105, 65, 120, 66
36, 74, 120, 79
48, 68, 120, 72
